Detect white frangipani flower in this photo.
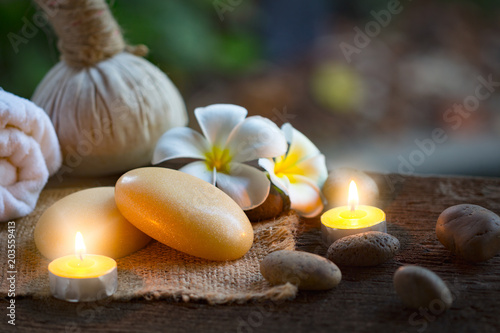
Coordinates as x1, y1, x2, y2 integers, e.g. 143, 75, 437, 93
152, 104, 287, 210
259, 123, 328, 217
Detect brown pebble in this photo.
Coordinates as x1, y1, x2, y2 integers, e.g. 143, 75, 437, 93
260, 250, 341, 290
326, 231, 400, 266
245, 184, 290, 222
436, 204, 500, 262
394, 265, 453, 310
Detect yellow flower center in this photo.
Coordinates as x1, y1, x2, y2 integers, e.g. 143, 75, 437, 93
273, 155, 289, 178
205, 146, 232, 173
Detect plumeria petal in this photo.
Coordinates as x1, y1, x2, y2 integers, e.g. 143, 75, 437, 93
287, 175, 324, 218
178, 161, 214, 185
258, 158, 290, 195
259, 124, 327, 217
153, 103, 295, 211
194, 104, 247, 147
283, 154, 328, 187
278, 123, 321, 170
228, 116, 287, 163
152, 127, 209, 164
216, 163, 270, 210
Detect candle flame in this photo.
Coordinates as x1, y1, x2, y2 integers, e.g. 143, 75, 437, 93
75, 232, 86, 261
348, 180, 359, 211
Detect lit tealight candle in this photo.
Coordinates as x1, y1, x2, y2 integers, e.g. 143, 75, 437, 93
321, 180, 386, 247
48, 232, 117, 302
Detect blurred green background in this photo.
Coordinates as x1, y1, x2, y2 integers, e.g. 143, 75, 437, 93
1, 0, 500, 176
0, 0, 263, 97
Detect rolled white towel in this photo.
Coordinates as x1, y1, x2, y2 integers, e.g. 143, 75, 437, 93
0, 89, 62, 222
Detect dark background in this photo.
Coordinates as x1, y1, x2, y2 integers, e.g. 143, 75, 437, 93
1, 0, 499, 177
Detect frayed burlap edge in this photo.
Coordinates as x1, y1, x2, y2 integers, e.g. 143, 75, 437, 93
0, 188, 300, 305
138, 282, 298, 305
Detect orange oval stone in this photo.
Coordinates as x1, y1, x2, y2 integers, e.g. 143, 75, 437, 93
114, 167, 254, 261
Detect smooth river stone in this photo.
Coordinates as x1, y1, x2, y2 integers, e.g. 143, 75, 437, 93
393, 265, 453, 310
245, 184, 290, 222
114, 167, 254, 261
35, 187, 152, 260
436, 204, 500, 262
322, 168, 379, 209
260, 250, 341, 290
326, 231, 400, 266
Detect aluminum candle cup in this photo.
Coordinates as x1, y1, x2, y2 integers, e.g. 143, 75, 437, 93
48, 232, 117, 302
48, 254, 117, 302
321, 206, 386, 247
321, 181, 387, 247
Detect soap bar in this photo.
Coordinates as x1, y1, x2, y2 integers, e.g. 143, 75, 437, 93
114, 167, 254, 261
35, 187, 151, 260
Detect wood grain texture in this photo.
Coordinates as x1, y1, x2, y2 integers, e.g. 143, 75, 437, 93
2, 173, 500, 333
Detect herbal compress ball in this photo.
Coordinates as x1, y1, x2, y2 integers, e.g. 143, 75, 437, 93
32, 0, 187, 176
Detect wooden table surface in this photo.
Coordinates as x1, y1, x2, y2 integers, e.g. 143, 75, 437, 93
3, 173, 500, 333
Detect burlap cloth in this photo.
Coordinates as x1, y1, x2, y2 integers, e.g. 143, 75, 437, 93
0, 188, 299, 304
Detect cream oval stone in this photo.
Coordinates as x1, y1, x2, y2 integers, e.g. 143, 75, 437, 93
393, 265, 453, 310
34, 187, 151, 260
322, 168, 379, 209
326, 231, 399, 266
260, 250, 341, 290
436, 204, 500, 262
114, 167, 254, 261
